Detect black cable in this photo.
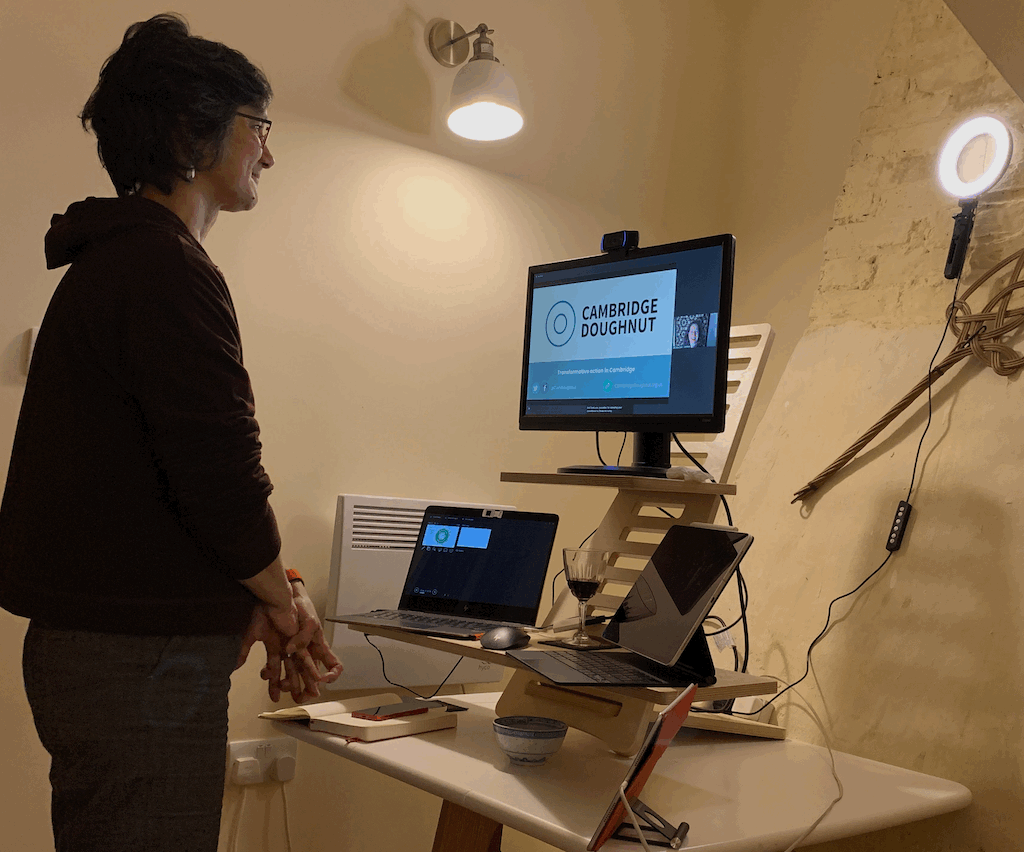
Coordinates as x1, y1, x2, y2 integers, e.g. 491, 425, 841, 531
363, 634, 462, 699
733, 552, 894, 715
702, 615, 740, 671
695, 575, 746, 717
736, 568, 749, 674
672, 435, 733, 526
705, 569, 749, 714
594, 432, 630, 469
904, 271, 966, 502
702, 569, 749, 640
693, 618, 740, 714
736, 271, 971, 717
551, 529, 597, 606
660, 433, 745, 709
703, 612, 744, 635
700, 569, 750, 660
670, 436, 745, 671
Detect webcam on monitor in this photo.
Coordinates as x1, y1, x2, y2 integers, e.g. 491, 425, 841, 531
601, 230, 640, 253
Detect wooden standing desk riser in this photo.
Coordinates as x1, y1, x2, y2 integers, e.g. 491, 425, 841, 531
485, 326, 773, 749
499, 472, 738, 625
492, 471, 786, 751
350, 624, 781, 755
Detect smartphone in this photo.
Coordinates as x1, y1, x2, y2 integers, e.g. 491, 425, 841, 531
351, 699, 444, 721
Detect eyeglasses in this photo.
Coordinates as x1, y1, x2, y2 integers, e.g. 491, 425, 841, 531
236, 111, 272, 148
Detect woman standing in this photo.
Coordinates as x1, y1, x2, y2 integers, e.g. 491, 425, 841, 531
0, 14, 340, 851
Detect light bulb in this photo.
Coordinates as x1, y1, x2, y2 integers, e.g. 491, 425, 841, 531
447, 101, 524, 141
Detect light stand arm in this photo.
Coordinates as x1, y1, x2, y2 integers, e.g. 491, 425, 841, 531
944, 198, 978, 280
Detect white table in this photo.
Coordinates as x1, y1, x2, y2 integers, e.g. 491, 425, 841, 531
275, 692, 970, 852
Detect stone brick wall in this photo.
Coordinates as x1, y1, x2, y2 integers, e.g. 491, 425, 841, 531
813, 0, 1024, 331
730, 2, 1024, 847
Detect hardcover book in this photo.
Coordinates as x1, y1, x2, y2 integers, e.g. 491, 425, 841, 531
259, 693, 457, 742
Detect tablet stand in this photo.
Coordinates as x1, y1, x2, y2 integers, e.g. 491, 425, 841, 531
612, 797, 688, 849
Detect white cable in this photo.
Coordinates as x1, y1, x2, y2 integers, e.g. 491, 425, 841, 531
617, 783, 653, 852
229, 785, 248, 852
767, 676, 845, 852
281, 781, 295, 852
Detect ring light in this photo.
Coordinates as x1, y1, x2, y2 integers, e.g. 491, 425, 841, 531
938, 116, 1012, 199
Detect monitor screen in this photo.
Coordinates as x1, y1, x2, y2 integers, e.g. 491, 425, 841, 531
519, 234, 736, 475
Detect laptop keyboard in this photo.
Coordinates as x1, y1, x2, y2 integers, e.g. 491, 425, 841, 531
544, 649, 673, 685
359, 609, 513, 632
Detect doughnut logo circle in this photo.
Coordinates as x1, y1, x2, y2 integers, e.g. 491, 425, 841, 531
545, 301, 576, 347
434, 528, 450, 544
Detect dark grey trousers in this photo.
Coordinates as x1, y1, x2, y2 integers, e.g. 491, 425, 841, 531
23, 623, 242, 852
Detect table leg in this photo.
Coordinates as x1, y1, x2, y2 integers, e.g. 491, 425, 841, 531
431, 799, 503, 852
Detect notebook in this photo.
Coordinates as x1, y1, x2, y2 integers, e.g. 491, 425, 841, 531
329, 505, 559, 639
507, 524, 753, 688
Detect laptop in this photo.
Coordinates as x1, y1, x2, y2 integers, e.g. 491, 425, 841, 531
329, 505, 559, 639
507, 524, 753, 688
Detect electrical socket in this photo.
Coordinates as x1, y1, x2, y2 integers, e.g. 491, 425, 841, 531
226, 737, 297, 785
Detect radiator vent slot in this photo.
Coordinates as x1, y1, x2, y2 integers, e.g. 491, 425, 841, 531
350, 505, 425, 550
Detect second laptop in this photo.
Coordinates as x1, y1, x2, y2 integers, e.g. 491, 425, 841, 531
329, 505, 559, 639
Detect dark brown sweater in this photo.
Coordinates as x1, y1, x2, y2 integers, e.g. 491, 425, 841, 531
0, 195, 281, 634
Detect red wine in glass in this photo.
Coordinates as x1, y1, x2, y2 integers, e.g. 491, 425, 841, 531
566, 578, 600, 600
563, 549, 609, 648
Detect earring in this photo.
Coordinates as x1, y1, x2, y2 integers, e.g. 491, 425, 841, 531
185, 166, 196, 182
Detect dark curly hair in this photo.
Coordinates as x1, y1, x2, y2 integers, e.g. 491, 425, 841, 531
80, 13, 272, 197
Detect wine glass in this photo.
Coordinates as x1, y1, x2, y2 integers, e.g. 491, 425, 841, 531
562, 548, 610, 648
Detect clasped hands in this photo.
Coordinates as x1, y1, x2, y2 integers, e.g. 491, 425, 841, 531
237, 581, 343, 703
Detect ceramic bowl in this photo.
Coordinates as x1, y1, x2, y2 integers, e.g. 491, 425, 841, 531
492, 716, 568, 765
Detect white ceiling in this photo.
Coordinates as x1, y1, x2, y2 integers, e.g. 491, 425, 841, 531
944, 0, 1024, 103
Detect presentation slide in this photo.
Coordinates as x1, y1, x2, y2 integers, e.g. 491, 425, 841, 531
422, 524, 491, 551
526, 269, 677, 401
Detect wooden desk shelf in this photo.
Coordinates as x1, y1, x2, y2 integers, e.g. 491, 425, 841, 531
500, 470, 736, 494
350, 624, 781, 754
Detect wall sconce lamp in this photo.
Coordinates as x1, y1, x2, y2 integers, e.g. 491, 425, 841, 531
937, 115, 1013, 279
428, 21, 524, 141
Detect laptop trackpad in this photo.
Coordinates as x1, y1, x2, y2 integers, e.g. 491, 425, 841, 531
511, 651, 581, 681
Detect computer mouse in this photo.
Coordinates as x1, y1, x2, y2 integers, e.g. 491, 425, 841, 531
479, 626, 531, 651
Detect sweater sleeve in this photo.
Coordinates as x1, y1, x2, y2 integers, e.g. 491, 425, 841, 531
124, 236, 281, 580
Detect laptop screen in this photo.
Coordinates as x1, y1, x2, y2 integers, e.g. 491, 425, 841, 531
398, 506, 559, 625
603, 524, 753, 666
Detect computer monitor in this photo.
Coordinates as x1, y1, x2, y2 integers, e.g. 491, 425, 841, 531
519, 233, 736, 476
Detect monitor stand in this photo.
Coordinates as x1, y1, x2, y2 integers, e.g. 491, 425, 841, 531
557, 431, 672, 477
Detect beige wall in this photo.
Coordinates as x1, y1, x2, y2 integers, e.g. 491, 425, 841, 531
11, 0, 1018, 850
